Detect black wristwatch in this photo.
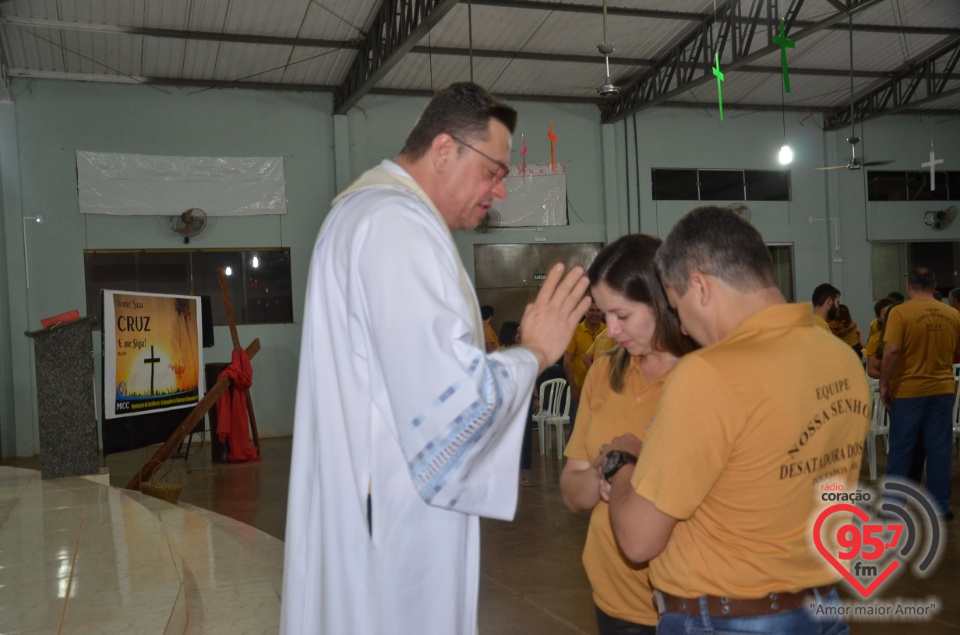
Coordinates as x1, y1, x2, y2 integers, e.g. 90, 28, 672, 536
601, 450, 637, 481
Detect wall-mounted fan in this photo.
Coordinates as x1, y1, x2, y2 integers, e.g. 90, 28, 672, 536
923, 206, 957, 231
727, 202, 752, 222
816, 14, 892, 171
170, 208, 207, 243
595, 0, 620, 98
475, 208, 502, 234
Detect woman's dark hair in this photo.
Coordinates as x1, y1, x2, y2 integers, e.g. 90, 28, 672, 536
873, 297, 899, 323
499, 321, 520, 348
588, 234, 696, 392
835, 304, 852, 325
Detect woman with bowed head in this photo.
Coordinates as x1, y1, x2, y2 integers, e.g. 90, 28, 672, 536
560, 234, 696, 635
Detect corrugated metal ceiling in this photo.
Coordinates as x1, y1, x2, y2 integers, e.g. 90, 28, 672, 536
0, 0, 957, 122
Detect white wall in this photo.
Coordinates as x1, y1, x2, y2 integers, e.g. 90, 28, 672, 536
1, 77, 957, 456
2, 80, 336, 455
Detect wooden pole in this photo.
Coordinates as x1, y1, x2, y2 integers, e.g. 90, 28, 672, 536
217, 268, 261, 450
126, 338, 260, 491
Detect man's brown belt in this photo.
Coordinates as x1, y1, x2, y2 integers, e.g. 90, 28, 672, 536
655, 586, 835, 618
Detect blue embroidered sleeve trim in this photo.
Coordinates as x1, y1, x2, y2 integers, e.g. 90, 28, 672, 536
406, 355, 516, 504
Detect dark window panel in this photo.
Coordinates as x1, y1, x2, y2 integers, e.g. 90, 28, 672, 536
867, 171, 908, 201
138, 252, 191, 296
947, 172, 960, 200
906, 171, 950, 201
908, 242, 957, 294
698, 169, 745, 201
652, 169, 698, 200
745, 170, 790, 201
192, 252, 245, 326
84, 252, 137, 325
84, 249, 293, 328
243, 250, 294, 325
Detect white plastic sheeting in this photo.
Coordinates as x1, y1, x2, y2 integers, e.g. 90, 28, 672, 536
77, 152, 287, 216
499, 164, 567, 227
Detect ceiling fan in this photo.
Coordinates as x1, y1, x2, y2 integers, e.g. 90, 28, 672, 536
817, 14, 892, 171
596, 0, 620, 98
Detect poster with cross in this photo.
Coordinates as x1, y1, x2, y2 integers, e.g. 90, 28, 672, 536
102, 290, 203, 419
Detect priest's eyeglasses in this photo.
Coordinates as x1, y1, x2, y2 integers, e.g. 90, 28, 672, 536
450, 135, 510, 183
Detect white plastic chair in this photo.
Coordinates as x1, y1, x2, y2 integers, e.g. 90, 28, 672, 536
546, 385, 572, 459
533, 378, 566, 455
865, 378, 889, 481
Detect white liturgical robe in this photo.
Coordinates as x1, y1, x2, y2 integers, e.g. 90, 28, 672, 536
281, 161, 539, 634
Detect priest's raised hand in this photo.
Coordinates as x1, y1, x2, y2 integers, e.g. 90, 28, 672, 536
519, 261, 591, 374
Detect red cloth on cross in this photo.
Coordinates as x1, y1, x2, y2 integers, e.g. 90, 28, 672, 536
216, 348, 260, 462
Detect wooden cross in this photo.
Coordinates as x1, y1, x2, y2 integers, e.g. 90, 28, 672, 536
217, 268, 261, 451
127, 270, 262, 491
144, 345, 160, 395
921, 149, 943, 190
126, 339, 260, 491
712, 53, 725, 121
772, 19, 795, 93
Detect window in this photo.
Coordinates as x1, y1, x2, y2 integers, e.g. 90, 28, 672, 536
698, 170, 745, 201
768, 244, 795, 302
652, 169, 698, 200
746, 170, 791, 201
652, 169, 790, 201
84, 248, 294, 328
868, 170, 957, 201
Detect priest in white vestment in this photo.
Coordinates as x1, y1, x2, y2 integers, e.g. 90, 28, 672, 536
281, 82, 590, 634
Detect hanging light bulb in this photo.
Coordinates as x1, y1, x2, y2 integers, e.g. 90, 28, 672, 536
224, 266, 233, 276
778, 143, 794, 165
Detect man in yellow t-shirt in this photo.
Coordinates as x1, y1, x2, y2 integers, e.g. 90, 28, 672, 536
481, 305, 499, 353
811, 283, 840, 331
583, 330, 618, 370
880, 267, 960, 518
949, 288, 960, 313
564, 300, 605, 420
604, 206, 870, 635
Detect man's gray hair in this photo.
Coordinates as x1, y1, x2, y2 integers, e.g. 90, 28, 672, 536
655, 206, 776, 295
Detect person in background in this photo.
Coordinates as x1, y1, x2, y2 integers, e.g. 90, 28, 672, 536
811, 283, 840, 331
950, 289, 960, 364
866, 304, 897, 380
830, 303, 862, 359
500, 320, 533, 488
868, 291, 906, 341
880, 266, 960, 520
865, 297, 899, 372
482, 304, 500, 352
583, 330, 618, 370
948, 288, 960, 312
564, 300, 606, 424
561, 234, 696, 635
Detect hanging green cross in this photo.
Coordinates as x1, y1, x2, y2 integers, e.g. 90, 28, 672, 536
712, 53, 725, 121
772, 19, 795, 93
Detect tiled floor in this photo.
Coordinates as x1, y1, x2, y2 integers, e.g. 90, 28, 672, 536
4, 432, 960, 634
